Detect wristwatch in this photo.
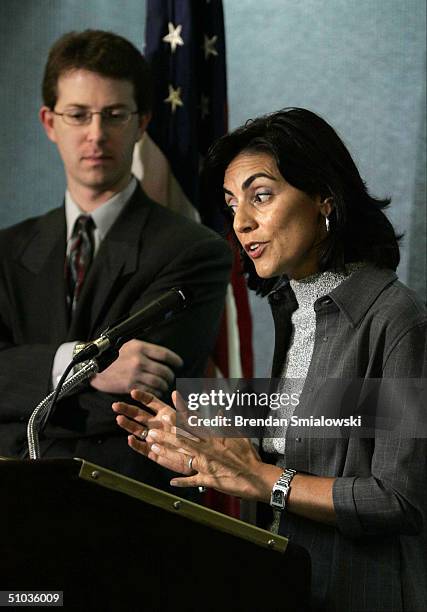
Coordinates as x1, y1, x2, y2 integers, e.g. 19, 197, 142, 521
270, 468, 296, 510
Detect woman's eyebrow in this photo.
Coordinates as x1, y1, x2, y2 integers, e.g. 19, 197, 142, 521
242, 172, 277, 190
223, 172, 277, 196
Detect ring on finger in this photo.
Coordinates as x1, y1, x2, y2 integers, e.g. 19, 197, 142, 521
187, 455, 194, 471
139, 429, 148, 441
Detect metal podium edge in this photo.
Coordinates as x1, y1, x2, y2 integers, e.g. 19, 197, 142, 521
75, 457, 288, 553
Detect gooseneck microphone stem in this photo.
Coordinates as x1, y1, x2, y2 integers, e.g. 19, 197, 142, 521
27, 359, 100, 460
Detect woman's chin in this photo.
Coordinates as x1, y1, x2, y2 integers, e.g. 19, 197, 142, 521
254, 265, 281, 279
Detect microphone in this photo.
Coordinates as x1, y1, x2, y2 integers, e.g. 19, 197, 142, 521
72, 287, 188, 364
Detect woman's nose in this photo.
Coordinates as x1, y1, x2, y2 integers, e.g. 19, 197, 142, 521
233, 202, 258, 235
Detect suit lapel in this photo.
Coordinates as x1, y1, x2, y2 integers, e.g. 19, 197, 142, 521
69, 186, 153, 338
19, 207, 69, 342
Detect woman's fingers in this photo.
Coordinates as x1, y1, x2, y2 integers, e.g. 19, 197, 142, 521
112, 400, 138, 418
113, 390, 176, 429
115, 413, 149, 440
146, 428, 201, 456
171, 390, 211, 440
112, 403, 163, 436
125, 406, 265, 499
128, 435, 150, 456
130, 388, 176, 421
169, 475, 202, 488
148, 441, 196, 475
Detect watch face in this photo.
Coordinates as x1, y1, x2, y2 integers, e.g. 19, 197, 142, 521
272, 490, 283, 505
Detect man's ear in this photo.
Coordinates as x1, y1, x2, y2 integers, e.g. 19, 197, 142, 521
39, 106, 57, 143
319, 196, 334, 219
136, 112, 151, 141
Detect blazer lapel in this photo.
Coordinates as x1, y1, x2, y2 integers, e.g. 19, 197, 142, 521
69, 186, 153, 339
19, 207, 69, 342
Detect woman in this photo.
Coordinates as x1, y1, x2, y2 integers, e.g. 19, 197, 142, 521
113, 109, 426, 612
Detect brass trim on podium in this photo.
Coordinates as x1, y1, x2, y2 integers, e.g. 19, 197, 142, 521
76, 457, 289, 553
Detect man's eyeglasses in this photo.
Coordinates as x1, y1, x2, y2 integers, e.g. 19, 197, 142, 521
53, 109, 139, 126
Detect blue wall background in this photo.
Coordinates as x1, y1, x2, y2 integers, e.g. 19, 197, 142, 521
1, 0, 425, 375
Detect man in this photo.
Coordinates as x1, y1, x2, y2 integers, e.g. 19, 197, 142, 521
0, 30, 231, 488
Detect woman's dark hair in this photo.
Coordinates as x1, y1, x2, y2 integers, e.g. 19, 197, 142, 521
201, 107, 400, 294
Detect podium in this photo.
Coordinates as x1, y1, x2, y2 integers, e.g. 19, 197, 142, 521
0, 458, 310, 611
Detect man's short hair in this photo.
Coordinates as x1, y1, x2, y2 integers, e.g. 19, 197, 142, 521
42, 29, 152, 114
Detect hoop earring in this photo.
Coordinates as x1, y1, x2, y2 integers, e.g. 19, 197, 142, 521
325, 216, 330, 233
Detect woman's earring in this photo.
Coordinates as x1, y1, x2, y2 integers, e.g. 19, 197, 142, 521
325, 216, 330, 233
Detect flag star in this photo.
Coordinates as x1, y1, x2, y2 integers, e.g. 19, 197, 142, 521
200, 94, 210, 119
203, 34, 218, 59
163, 22, 184, 53
164, 84, 184, 113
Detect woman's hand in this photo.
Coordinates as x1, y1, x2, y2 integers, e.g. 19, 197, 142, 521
137, 391, 282, 502
112, 388, 176, 454
113, 391, 336, 522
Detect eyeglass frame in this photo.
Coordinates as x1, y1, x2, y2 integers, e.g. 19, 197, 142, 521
51, 108, 140, 127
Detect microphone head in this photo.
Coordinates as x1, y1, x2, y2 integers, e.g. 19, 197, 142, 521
96, 287, 193, 351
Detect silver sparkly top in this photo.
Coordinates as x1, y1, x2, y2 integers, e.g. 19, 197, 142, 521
263, 263, 364, 533
263, 263, 364, 456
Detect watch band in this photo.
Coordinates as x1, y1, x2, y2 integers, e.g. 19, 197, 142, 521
270, 468, 296, 511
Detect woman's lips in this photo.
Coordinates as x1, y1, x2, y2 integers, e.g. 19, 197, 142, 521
245, 242, 268, 259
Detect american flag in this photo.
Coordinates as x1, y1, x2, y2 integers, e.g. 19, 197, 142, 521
132, 0, 253, 517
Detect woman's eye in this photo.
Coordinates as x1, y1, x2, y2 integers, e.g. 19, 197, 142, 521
253, 192, 271, 204
225, 199, 237, 214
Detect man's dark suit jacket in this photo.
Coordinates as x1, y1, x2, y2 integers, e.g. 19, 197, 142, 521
0, 185, 232, 488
